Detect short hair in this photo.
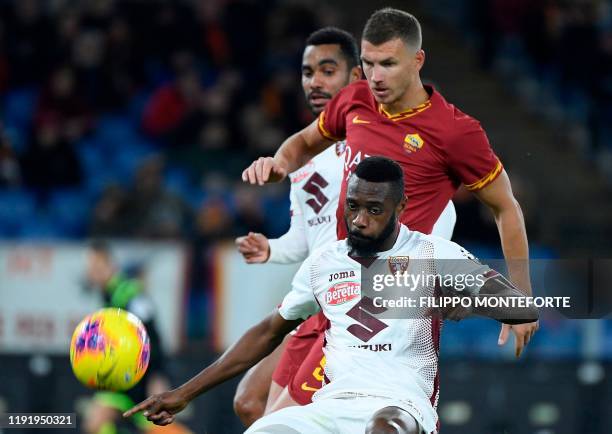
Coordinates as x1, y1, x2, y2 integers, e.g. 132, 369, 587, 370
362, 8, 422, 50
306, 27, 360, 68
353, 156, 404, 204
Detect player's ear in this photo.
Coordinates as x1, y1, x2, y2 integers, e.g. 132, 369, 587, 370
349, 65, 363, 82
396, 195, 407, 215
415, 49, 425, 71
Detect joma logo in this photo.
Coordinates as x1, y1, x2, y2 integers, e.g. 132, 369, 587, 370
328, 270, 356, 282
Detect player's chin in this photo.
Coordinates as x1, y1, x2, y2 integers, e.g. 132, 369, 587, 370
309, 102, 328, 114
347, 234, 374, 249
372, 94, 391, 104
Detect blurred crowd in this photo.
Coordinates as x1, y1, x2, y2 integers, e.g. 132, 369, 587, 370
0, 0, 554, 247
468, 0, 612, 177
0, 0, 346, 242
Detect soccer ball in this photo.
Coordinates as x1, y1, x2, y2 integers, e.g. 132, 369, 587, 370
70, 308, 150, 391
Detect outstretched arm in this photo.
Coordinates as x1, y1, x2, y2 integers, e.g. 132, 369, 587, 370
242, 119, 334, 185
474, 170, 531, 294
470, 271, 539, 324
439, 269, 538, 357
124, 311, 302, 425
473, 170, 538, 353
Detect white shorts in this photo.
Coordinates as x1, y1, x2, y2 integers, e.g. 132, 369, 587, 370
244, 395, 427, 434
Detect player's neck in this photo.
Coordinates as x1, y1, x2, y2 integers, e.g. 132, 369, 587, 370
381, 81, 429, 115
349, 225, 400, 258
378, 224, 401, 252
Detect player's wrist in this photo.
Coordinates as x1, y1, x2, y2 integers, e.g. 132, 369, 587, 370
174, 383, 198, 403
263, 240, 271, 262
273, 155, 291, 174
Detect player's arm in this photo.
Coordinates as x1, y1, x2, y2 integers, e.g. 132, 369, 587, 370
472, 272, 539, 323
433, 239, 537, 357
125, 252, 320, 425
452, 270, 538, 358
473, 170, 531, 294
441, 271, 539, 324
433, 240, 537, 323
235, 223, 308, 264
267, 214, 309, 263
268, 187, 309, 263
124, 310, 301, 425
473, 170, 539, 353
242, 118, 334, 185
450, 119, 538, 353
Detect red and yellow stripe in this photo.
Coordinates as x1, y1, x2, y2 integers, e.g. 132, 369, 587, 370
465, 160, 503, 191
317, 111, 343, 142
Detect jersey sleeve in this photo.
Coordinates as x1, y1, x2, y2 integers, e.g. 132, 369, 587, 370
268, 186, 309, 263
447, 114, 503, 191
432, 238, 493, 295
430, 200, 456, 240
317, 85, 353, 142
278, 254, 320, 321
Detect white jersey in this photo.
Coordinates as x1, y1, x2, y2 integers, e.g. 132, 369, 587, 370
268, 143, 345, 263
268, 142, 457, 263
278, 225, 489, 433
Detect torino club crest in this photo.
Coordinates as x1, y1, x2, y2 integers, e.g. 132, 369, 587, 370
388, 256, 410, 275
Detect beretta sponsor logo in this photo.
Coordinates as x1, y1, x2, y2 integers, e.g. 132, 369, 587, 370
325, 282, 360, 305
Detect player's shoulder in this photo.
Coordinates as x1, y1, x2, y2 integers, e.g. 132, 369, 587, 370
415, 232, 474, 259
430, 87, 484, 134
452, 106, 485, 135
400, 225, 462, 258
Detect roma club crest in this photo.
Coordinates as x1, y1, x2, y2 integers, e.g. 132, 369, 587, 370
403, 133, 424, 153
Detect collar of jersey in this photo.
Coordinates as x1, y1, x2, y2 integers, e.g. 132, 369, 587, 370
378, 99, 432, 122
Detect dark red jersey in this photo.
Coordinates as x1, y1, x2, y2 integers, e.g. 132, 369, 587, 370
317, 80, 502, 238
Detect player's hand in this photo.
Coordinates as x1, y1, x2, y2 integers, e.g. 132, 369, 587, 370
498, 321, 539, 358
235, 232, 270, 263
242, 157, 288, 185
123, 389, 189, 426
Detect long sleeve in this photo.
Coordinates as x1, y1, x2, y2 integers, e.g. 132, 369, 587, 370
268, 186, 309, 264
